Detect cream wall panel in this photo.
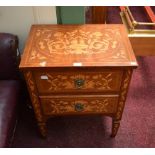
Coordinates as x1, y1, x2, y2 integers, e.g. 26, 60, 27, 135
0, 6, 57, 52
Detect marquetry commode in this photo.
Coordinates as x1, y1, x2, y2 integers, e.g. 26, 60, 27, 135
20, 24, 137, 137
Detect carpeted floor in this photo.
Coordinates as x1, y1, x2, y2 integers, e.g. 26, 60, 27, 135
12, 56, 155, 148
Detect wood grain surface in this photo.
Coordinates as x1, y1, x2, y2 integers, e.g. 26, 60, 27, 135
20, 24, 137, 137
20, 24, 137, 69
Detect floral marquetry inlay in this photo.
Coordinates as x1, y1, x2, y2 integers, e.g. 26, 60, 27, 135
46, 73, 113, 90
24, 71, 44, 122
35, 29, 122, 55
41, 97, 118, 115
20, 25, 137, 68
34, 71, 123, 93
19, 25, 138, 137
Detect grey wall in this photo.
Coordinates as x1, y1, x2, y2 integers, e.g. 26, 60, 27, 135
0, 6, 57, 52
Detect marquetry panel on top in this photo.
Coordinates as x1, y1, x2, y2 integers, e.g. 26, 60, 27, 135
19, 24, 137, 69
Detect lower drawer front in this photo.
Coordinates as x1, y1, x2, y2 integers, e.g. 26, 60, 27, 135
40, 96, 118, 115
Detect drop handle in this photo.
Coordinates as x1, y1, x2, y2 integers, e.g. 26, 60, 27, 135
74, 79, 85, 88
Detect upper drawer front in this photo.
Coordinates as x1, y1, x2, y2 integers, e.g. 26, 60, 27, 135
34, 70, 123, 94
40, 96, 118, 115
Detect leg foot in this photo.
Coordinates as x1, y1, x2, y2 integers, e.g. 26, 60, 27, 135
111, 119, 120, 137
38, 122, 47, 138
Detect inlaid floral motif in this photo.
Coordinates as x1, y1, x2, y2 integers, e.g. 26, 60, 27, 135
116, 69, 132, 120
24, 71, 46, 136
25, 71, 43, 122
47, 73, 112, 90
34, 29, 126, 55
27, 26, 129, 65
41, 97, 117, 115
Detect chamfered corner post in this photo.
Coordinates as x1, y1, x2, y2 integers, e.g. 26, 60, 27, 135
24, 70, 47, 138
111, 69, 133, 137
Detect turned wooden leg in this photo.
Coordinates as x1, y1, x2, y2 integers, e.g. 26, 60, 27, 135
111, 119, 120, 137
38, 122, 47, 138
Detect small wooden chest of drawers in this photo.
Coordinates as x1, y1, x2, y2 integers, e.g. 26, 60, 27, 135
20, 24, 137, 137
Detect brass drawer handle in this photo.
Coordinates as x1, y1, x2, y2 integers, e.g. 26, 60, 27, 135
75, 103, 84, 112
74, 79, 85, 88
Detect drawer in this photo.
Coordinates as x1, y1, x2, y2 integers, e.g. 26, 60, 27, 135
34, 71, 123, 94
40, 95, 119, 115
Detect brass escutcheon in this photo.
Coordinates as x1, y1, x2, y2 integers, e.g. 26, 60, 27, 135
74, 79, 85, 88
75, 103, 84, 112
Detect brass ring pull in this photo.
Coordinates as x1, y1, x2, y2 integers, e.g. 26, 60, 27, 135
75, 103, 84, 112
74, 79, 85, 88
